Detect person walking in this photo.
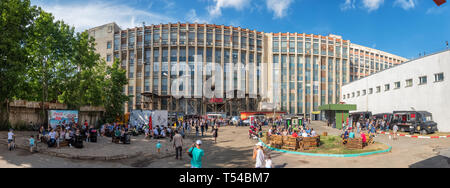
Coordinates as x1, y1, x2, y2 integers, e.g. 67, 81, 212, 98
253, 142, 265, 168
188, 140, 204, 168
173, 130, 184, 160
195, 124, 199, 137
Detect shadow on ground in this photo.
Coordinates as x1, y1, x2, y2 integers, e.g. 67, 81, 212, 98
409, 155, 450, 168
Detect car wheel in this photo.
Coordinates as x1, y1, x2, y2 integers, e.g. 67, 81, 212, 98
420, 130, 428, 135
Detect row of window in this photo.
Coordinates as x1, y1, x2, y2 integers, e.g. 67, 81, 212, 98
343, 73, 445, 99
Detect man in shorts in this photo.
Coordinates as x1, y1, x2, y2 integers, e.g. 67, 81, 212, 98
7, 129, 15, 151
393, 124, 399, 140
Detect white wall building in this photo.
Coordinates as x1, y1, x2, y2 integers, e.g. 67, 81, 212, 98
341, 50, 450, 132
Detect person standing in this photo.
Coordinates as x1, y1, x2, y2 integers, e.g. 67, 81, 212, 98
356, 121, 361, 134
173, 130, 184, 160
200, 122, 205, 137
211, 125, 219, 143
393, 124, 399, 140
29, 135, 35, 153
253, 142, 265, 168
188, 140, 204, 168
7, 129, 15, 151
195, 124, 199, 137
156, 140, 161, 154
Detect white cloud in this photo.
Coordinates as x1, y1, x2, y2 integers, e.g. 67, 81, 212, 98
34, 1, 175, 32
394, 0, 416, 10
426, 6, 448, 15
341, 0, 356, 11
266, 0, 294, 19
362, 0, 384, 12
186, 9, 210, 23
208, 0, 251, 17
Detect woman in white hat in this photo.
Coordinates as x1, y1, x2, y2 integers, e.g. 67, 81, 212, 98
252, 142, 265, 168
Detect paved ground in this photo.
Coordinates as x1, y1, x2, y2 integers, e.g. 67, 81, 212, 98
0, 122, 448, 168
268, 122, 450, 168
0, 131, 194, 159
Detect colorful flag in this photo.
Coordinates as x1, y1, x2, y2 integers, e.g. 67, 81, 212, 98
148, 115, 152, 130
434, 0, 447, 6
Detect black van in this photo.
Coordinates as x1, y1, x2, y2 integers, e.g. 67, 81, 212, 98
350, 112, 372, 123
373, 113, 394, 122
392, 111, 438, 135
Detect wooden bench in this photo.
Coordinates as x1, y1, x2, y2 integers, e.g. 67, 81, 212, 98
301, 136, 320, 150
282, 136, 298, 151
345, 138, 363, 149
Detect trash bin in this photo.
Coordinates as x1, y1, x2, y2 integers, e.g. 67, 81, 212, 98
74, 135, 83, 148
90, 130, 98, 143
123, 133, 131, 144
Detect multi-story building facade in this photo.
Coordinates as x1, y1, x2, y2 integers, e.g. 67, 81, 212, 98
88, 22, 408, 119
342, 50, 450, 132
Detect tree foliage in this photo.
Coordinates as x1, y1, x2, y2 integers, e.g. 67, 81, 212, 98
103, 59, 130, 123
0, 0, 38, 125
1, 0, 130, 125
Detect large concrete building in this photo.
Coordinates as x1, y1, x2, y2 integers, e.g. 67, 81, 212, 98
88, 22, 407, 118
341, 50, 450, 132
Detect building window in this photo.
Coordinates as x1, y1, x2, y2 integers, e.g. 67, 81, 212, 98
384, 84, 390, 91
394, 82, 400, 89
376, 86, 381, 93
352, 92, 355, 98
419, 76, 427, 85
357, 91, 360, 97
406, 79, 413, 87
435, 73, 444, 82
362, 90, 366, 96
343, 95, 346, 99
106, 54, 112, 62
107, 41, 112, 49
368, 88, 373, 94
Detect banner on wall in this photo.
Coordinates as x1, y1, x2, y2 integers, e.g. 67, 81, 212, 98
48, 110, 78, 129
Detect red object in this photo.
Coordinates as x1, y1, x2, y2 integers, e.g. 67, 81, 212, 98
148, 115, 152, 130
209, 98, 223, 103
434, 0, 447, 6
411, 114, 416, 118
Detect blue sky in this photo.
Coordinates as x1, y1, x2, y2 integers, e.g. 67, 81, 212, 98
31, 0, 449, 59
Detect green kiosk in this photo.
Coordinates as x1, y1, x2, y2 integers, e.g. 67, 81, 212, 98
319, 104, 357, 130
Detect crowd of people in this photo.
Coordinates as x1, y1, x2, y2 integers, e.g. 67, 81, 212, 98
38, 120, 96, 149
265, 117, 316, 138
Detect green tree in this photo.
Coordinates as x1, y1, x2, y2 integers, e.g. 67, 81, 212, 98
0, 0, 37, 126
58, 31, 105, 109
103, 59, 130, 123
20, 8, 76, 122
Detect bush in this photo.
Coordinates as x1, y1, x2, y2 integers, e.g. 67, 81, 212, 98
12, 121, 33, 131
0, 122, 11, 131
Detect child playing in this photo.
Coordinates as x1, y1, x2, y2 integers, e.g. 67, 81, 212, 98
265, 154, 273, 168
29, 135, 35, 153
156, 140, 162, 154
